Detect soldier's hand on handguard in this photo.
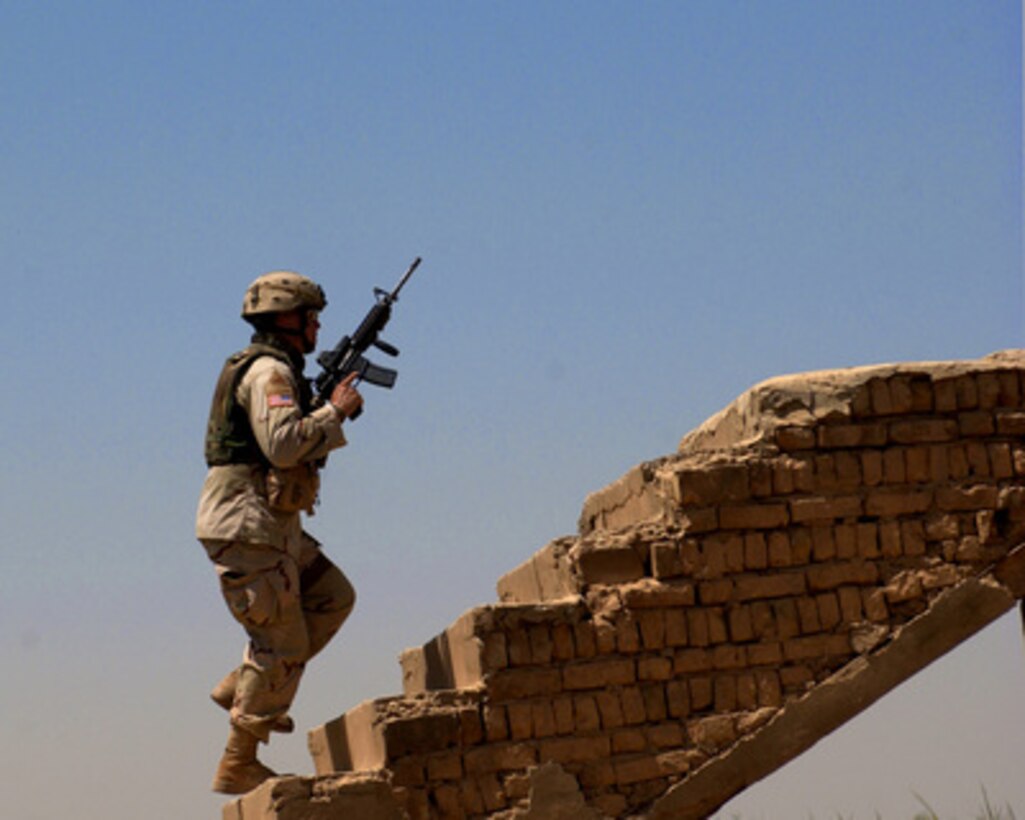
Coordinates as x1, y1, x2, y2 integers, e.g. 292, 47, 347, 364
330, 372, 364, 421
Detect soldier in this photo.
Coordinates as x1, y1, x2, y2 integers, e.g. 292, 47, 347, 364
196, 271, 363, 794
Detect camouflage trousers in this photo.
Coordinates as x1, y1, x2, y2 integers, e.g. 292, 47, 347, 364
202, 534, 355, 742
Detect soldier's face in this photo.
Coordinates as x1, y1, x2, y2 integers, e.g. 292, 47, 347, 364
302, 310, 321, 353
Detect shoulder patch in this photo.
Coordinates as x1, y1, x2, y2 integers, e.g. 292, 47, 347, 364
267, 392, 296, 408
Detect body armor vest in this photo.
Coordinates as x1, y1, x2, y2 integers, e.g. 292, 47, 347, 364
204, 340, 312, 467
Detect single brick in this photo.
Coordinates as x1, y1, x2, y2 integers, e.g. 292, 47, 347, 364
816, 592, 841, 629
747, 641, 783, 666
750, 602, 776, 640
537, 736, 611, 765
595, 690, 625, 729
806, 560, 879, 591
777, 426, 816, 450
835, 523, 858, 559
948, 445, 971, 479
674, 647, 712, 674
861, 450, 883, 486
783, 633, 852, 661
563, 658, 635, 690
812, 525, 837, 562
463, 742, 538, 774
772, 599, 801, 639
615, 613, 641, 653
865, 488, 933, 516
728, 605, 755, 642
734, 572, 807, 601
532, 700, 557, 738
621, 687, 648, 724
638, 655, 673, 681
666, 680, 690, 718
790, 495, 863, 523
889, 419, 958, 444
529, 625, 553, 665
551, 623, 575, 661
642, 683, 668, 721
573, 622, 597, 659
553, 696, 575, 734
929, 445, 950, 481
856, 521, 880, 559
978, 372, 1001, 408
573, 694, 601, 733
611, 728, 646, 754
689, 678, 713, 711
838, 586, 863, 623
865, 590, 889, 623
714, 676, 737, 712
484, 705, 509, 742
707, 608, 728, 644
665, 608, 688, 647
901, 520, 926, 556
966, 442, 991, 476
905, 447, 931, 483
959, 411, 995, 436
814, 454, 839, 493
796, 596, 821, 633
835, 451, 863, 488
990, 443, 1014, 479
507, 629, 532, 666
997, 371, 1022, 406
818, 422, 887, 449
936, 484, 999, 511
879, 520, 902, 557
955, 375, 979, 409
934, 379, 958, 412
790, 528, 813, 564
651, 541, 683, 579
768, 531, 792, 568
647, 722, 686, 749
719, 502, 790, 530
699, 579, 734, 605
506, 702, 533, 740
888, 376, 915, 413
744, 532, 768, 570
711, 644, 746, 670
882, 448, 906, 484
687, 609, 710, 647
637, 610, 667, 651
675, 464, 751, 505
996, 411, 1025, 436
736, 673, 759, 710
755, 669, 783, 707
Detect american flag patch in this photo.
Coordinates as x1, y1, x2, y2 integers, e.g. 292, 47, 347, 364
267, 393, 295, 408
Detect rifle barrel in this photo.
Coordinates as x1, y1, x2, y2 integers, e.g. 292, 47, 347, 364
388, 257, 422, 301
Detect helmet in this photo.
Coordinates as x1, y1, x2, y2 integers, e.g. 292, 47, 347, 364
241, 271, 327, 319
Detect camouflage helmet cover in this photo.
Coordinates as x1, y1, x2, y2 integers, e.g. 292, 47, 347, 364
242, 271, 327, 318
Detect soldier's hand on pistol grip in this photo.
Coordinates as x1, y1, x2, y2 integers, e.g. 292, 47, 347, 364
330, 371, 364, 420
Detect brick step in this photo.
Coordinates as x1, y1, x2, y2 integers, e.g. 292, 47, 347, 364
222, 771, 403, 820
308, 690, 484, 776
399, 598, 590, 695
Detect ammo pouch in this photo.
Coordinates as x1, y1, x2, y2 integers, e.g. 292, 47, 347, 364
265, 463, 320, 514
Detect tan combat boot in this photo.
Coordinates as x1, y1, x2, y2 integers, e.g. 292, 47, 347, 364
211, 725, 277, 794
210, 668, 294, 733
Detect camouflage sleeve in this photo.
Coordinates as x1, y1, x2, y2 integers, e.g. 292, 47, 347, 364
238, 357, 347, 468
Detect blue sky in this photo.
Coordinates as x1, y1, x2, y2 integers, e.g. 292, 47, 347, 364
1, 2, 1021, 818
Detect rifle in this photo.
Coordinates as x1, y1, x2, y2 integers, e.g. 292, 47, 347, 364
313, 257, 422, 420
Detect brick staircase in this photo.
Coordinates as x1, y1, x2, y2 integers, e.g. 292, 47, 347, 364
225, 350, 1025, 819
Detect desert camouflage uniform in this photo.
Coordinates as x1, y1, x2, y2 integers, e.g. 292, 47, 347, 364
197, 336, 355, 742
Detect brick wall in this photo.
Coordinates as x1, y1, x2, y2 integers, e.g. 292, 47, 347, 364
226, 351, 1025, 820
